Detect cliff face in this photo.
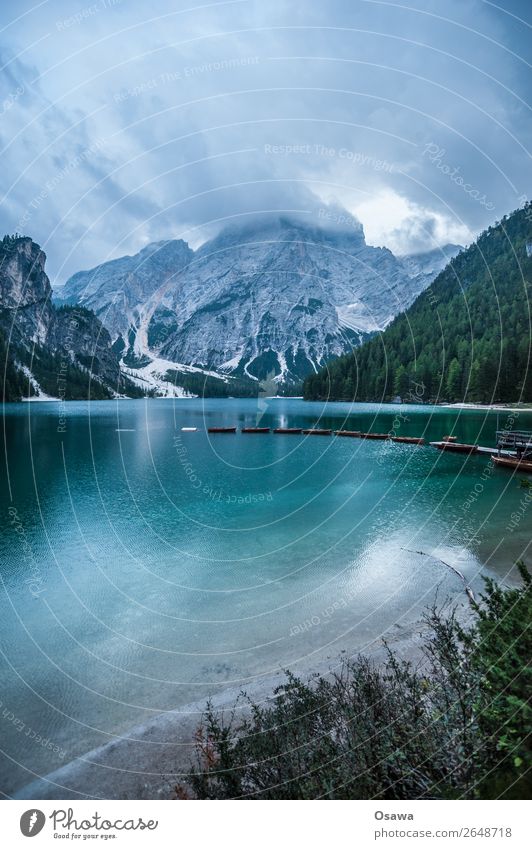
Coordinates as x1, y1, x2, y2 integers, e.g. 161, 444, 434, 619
0, 236, 136, 400
2, 225, 463, 400
58, 218, 461, 385
0, 236, 54, 345
304, 203, 532, 404
55, 239, 194, 341
48, 306, 122, 388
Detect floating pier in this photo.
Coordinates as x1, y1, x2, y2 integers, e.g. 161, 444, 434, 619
430, 441, 523, 458
431, 441, 479, 454
496, 429, 532, 451
491, 429, 532, 473
197, 424, 508, 454
184, 423, 532, 472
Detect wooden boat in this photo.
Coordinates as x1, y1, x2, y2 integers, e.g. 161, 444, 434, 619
241, 427, 270, 433
391, 436, 425, 445
435, 441, 478, 454
207, 426, 237, 433
360, 432, 390, 440
491, 455, 532, 473
274, 427, 302, 434
334, 430, 362, 438
302, 428, 332, 436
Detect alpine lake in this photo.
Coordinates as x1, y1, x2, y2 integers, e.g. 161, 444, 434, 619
1, 398, 530, 794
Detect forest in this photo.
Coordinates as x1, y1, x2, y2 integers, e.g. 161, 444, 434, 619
304, 204, 532, 404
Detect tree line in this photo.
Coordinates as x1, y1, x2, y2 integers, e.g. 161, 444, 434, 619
304, 204, 532, 404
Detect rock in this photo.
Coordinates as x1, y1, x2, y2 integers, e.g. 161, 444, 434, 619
0, 236, 54, 344
0, 236, 136, 400
57, 216, 461, 386
55, 239, 193, 341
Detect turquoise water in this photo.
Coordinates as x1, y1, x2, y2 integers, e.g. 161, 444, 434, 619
1, 398, 531, 794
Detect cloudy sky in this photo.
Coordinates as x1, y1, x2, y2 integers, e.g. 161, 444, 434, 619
1, 0, 531, 281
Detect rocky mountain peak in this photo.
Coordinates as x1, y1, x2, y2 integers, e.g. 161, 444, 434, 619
54, 237, 193, 340
0, 236, 51, 310
0, 235, 53, 344
0, 235, 140, 400
202, 212, 366, 253
56, 218, 462, 388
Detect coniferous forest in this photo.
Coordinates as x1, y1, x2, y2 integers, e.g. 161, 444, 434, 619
304, 204, 532, 404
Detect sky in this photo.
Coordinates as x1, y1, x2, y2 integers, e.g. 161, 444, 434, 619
0, 0, 531, 282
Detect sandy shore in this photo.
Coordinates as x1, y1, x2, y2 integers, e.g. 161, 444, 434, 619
441, 402, 532, 413
14, 616, 443, 801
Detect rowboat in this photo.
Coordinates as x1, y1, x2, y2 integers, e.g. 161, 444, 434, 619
360, 432, 390, 440
391, 436, 425, 445
334, 430, 362, 437
207, 426, 237, 433
241, 427, 270, 433
302, 429, 332, 435
491, 455, 532, 473
274, 427, 302, 434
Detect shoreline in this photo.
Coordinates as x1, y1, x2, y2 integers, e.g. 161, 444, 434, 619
5, 395, 529, 801
28, 554, 529, 803
13, 616, 443, 801
12, 397, 532, 409
440, 402, 532, 413
10, 561, 526, 801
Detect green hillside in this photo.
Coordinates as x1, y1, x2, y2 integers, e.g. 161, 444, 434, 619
304, 204, 532, 404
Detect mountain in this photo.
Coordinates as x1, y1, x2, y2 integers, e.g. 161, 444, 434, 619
55, 239, 193, 341
399, 243, 463, 286
58, 215, 460, 388
0, 236, 143, 401
0, 235, 54, 344
303, 205, 532, 404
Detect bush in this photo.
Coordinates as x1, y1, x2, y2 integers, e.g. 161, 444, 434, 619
179, 563, 531, 799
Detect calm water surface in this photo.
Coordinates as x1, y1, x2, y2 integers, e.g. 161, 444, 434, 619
1, 398, 531, 793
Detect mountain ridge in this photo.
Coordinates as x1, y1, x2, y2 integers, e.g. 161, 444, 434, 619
0, 236, 144, 401
303, 205, 532, 404
56, 215, 461, 388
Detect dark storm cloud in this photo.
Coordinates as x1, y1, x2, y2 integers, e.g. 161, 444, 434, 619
0, 0, 531, 280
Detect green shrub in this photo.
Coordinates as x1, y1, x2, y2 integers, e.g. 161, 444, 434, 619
180, 563, 531, 800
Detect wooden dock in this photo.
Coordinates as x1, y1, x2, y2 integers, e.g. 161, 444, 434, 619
197, 427, 530, 460
496, 429, 532, 451
430, 442, 517, 457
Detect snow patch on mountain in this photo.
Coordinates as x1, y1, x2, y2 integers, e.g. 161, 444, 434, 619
335, 303, 384, 333
58, 215, 462, 391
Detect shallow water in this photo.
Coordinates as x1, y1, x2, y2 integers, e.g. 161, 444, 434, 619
0, 398, 530, 793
